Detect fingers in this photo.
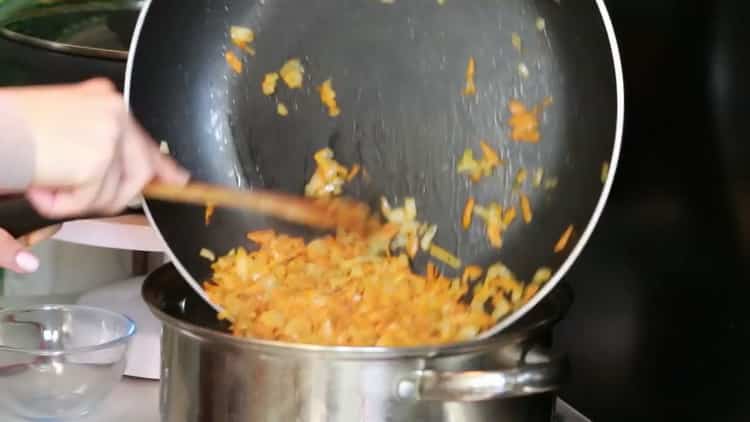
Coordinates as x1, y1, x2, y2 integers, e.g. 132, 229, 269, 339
25, 184, 99, 219
131, 120, 189, 185
109, 118, 190, 209
23, 81, 189, 219
152, 152, 190, 185
0, 228, 39, 274
90, 158, 123, 215
111, 120, 158, 209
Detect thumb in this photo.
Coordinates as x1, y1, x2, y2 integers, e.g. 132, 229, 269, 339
0, 228, 40, 274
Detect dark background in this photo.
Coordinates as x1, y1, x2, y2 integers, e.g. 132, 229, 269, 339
1, 1, 749, 420
554, 1, 750, 421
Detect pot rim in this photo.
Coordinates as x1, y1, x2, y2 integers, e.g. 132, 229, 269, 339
147, 302, 549, 359
143, 264, 571, 360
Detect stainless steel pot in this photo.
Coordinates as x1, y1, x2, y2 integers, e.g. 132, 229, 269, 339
142, 264, 571, 422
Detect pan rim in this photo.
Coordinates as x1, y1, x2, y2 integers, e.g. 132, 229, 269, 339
123, 0, 625, 340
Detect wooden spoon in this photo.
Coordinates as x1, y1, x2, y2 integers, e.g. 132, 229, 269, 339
142, 182, 377, 233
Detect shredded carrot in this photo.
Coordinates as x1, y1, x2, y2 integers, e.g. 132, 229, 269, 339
479, 141, 501, 167
462, 197, 475, 229
508, 99, 540, 142
247, 229, 275, 244
523, 283, 540, 301
520, 193, 532, 223
426, 261, 440, 282
463, 57, 476, 96
461, 265, 483, 284
204, 202, 216, 226
347, 164, 361, 182
554, 225, 574, 253
502, 206, 517, 227
225, 51, 242, 74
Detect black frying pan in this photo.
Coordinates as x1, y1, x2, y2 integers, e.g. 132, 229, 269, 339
126, 0, 623, 338
8, 0, 624, 339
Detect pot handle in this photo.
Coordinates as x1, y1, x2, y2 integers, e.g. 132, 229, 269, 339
396, 354, 568, 402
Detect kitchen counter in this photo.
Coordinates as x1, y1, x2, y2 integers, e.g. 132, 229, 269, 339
0, 377, 160, 422
0, 374, 589, 422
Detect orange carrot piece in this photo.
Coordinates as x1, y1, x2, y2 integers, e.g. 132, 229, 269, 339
554, 225, 574, 253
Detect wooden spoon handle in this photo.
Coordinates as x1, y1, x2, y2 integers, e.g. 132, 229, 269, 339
142, 182, 361, 231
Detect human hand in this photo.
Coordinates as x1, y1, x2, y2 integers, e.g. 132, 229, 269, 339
0, 78, 189, 218
0, 224, 60, 273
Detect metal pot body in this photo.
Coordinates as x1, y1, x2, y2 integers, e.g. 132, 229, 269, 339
159, 324, 561, 422
144, 264, 570, 422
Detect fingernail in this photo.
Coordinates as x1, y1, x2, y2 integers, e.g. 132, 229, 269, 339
16, 251, 39, 273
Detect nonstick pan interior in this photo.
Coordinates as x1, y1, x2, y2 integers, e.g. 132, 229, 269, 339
126, 0, 623, 337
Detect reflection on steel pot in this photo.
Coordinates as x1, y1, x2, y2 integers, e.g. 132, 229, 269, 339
142, 264, 571, 422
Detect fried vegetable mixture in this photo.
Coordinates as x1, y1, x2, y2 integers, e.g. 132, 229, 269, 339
207, 16, 588, 346
204, 229, 550, 346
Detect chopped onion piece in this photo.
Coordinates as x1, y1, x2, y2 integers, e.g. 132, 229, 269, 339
535, 17, 546, 31
404, 197, 417, 220
429, 244, 461, 269
230, 26, 255, 55
473, 204, 490, 221
532, 267, 552, 284
280, 58, 304, 89
532, 168, 544, 187
518, 62, 529, 79
200, 248, 216, 262
230, 26, 254, 45
262, 73, 279, 96
380, 197, 393, 219
318, 79, 341, 117
601, 161, 610, 184
276, 103, 289, 116
485, 262, 516, 282
511, 32, 522, 52
159, 140, 170, 155
420, 224, 438, 251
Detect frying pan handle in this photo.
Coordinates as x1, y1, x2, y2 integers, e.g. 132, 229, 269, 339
0, 195, 136, 238
0, 195, 72, 238
396, 349, 568, 402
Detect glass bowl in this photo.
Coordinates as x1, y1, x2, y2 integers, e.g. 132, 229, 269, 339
0, 305, 135, 420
